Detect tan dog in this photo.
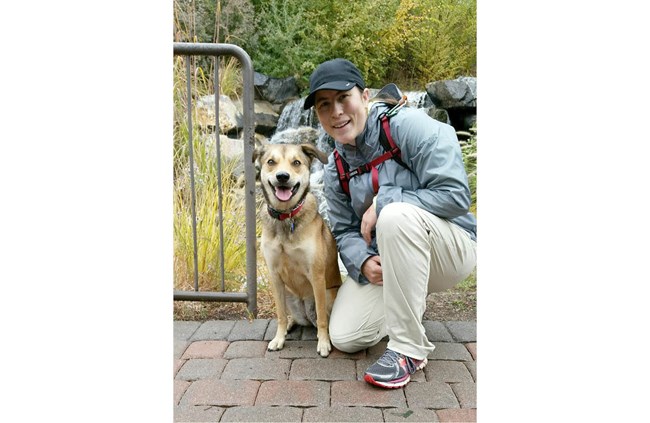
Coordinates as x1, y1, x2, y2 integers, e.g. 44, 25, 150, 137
254, 142, 341, 357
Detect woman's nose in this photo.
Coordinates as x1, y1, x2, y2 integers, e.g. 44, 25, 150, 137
332, 101, 343, 116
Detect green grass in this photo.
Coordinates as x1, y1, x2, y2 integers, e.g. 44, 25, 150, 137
457, 268, 477, 291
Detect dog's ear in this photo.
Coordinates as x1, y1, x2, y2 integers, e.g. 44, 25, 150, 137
252, 141, 265, 164
252, 142, 264, 182
300, 144, 328, 165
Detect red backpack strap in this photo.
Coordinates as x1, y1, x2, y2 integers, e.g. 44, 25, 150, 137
333, 150, 350, 197
371, 166, 379, 193
378, 113, 406, 169
380, 115, 400, 156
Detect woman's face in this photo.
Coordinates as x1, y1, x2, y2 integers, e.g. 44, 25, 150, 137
314, 87, 370, 146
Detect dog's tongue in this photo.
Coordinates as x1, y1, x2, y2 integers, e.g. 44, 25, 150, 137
275, 187, 293, 201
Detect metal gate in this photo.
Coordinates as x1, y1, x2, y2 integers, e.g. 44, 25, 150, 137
173, 43, 257, 317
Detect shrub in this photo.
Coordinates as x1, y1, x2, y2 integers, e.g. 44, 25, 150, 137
251, 0, 325, 86
398, 0, 477, 85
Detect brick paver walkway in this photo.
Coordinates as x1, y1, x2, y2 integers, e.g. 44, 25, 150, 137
174, 320, 477, 422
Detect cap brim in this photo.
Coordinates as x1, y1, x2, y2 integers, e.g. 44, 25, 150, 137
303, 81, 358, 109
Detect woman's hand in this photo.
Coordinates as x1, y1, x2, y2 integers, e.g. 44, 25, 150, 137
361, 255, 383, 285
361, 199, 378, 245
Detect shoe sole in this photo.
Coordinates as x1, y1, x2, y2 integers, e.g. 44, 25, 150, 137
364, 373, 410, 388
363, 358, 428, 389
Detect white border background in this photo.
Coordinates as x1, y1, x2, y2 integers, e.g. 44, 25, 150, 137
2, 1, 649, 421
2, 1, 172, 421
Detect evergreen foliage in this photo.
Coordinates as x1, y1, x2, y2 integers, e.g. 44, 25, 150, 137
174, 0, 476, 91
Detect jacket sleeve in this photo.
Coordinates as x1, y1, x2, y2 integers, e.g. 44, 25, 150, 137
323, 157, 376, 285
375, 110, 472, 219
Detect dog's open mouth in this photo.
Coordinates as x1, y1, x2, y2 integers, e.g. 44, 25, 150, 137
273, 182, 300, 202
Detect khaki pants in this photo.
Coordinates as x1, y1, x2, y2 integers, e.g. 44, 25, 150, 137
329, 202, 477, 360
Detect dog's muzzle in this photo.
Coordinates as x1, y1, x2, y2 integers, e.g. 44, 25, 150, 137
272, 180, 300, 202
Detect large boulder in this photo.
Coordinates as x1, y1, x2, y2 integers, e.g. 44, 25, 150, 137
196, 94, 241, 133
254, 72, 300, 105
425, 77, 477, 131
234, 99, 280, 137
192, 132, 245, 162
426, 77, 476, 108
197, 94, 280, 137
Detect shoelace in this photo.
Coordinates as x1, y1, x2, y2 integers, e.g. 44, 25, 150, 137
376, 349, 401, 366
377, 349, 418, 373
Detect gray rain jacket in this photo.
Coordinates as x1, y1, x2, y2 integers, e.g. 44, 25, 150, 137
323, 102, 477, 285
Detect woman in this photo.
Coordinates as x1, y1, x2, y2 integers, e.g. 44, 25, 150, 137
304, 58, 477, 388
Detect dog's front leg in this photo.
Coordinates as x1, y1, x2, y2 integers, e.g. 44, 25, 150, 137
312, 276, 332, 357
268, 275, 289, 351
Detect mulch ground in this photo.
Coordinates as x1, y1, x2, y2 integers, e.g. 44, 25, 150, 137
173, 286, 476, 322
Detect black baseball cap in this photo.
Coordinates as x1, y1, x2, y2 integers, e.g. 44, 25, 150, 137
303, 58, 366, 110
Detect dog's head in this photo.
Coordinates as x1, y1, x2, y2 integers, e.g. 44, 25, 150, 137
253, 143, 328, 209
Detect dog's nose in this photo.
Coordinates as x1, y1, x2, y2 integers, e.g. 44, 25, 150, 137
276, 171, 290, 183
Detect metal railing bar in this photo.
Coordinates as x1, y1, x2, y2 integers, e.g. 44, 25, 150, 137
239, 45, 258, 318
186, 57, 200, 292
173, 291, 248, 302
173, 42, 257, 317
214, 57, 226, 292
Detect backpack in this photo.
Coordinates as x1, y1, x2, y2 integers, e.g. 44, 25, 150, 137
333, 85, 410, 197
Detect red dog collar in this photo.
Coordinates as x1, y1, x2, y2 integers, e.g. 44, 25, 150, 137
267, 198, 305, 221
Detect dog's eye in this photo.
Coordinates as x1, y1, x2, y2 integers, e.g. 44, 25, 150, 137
267, 159, 275, 165
292, 160, 301, 166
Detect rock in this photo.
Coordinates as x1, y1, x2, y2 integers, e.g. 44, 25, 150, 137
425, 77, 476, 131
201, 133, 248, 180
426, 107, 452, 126
196, 94, 241, 133
426, 77, 476, 109
234, 99, 280, 137
254, 72, 300, 104
216, 134, 244, 161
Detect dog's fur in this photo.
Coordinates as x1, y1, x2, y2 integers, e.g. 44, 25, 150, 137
254, 142, 341, 357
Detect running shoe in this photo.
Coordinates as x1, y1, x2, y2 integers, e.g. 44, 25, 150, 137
363, 348, 427, 388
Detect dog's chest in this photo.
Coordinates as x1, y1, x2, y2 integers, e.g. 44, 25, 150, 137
261, 235, 316, 268
261, 235, 318, 296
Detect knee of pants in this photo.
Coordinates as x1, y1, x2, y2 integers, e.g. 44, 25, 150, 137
329, 325, 360, 353
330, 337, 361, 354
330, 333, 377, 354
330, 324, 384, 354
376, 202, 417, 241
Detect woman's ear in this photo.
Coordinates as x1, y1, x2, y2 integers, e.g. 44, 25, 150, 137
361, 87, 370, 104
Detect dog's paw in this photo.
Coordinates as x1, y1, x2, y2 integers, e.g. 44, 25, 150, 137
268, 336, 286, 351
316, 339, 332, 357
